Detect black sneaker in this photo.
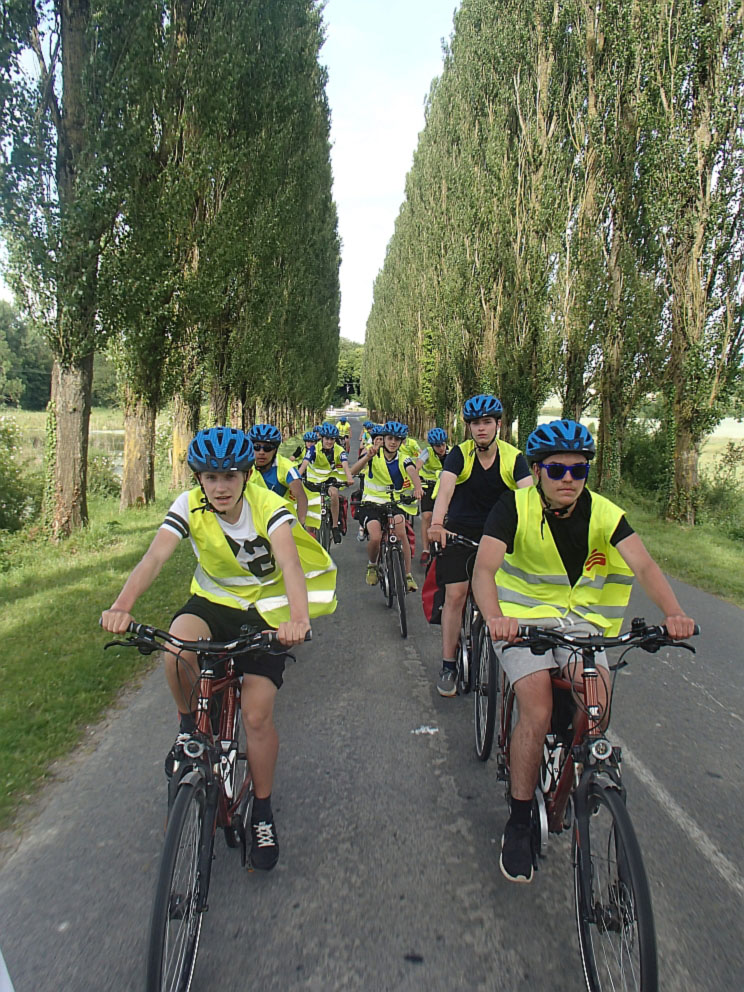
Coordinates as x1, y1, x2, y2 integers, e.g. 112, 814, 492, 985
500, 821, 534, 883
250, 818, 279, 870
332, 526, 342, 544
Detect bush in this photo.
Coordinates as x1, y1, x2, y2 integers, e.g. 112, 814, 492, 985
87, 451, 121, 498
697, 441, 744, 540
0, 416, 40, 530
621, 420, 667, 497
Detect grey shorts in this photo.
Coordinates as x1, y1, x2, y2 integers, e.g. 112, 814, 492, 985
497, 617, 609, 687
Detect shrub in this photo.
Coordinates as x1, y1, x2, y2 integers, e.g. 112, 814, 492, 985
697, 441, 744, 540
621, 420, 667, 497
0, 416, 39, 530
87, 451, 121, 498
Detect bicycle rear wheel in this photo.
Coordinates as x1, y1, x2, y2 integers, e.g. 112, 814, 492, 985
573, 783, 658, 992
147, 779, 207, 992
474, 629, 497, 761
391, 547, 407, 638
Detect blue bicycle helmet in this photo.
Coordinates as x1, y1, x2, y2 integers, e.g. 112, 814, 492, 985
362, 420, 373, 429
187, 427, 255, 473
248, 423, 282, 445
317, 423, 340, 440
303, 430, 319, 442
370, 424, 386, 438
462, 394, 503, 422
525, 420, 596, 463
427, 427, 448, 445
382, 420, 408, 438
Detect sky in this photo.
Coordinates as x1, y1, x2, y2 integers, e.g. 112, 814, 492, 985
1, 2, 460, 341
321, 0, 458, 343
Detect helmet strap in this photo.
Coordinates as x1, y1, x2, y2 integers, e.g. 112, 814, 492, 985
473, 433, 497, 453
536, 478, 576, 521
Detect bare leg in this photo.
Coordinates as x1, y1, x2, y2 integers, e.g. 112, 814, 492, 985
441, 580, 468, 658
241, 674, 279, 799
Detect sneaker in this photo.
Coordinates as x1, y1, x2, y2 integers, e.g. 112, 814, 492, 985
332, 526, 342, 544
366, 563, 379, 586
436, 666, 457, 697
250, 818, 279, 871
500, 822, 534, 883
406, 572, 418, 592
420, 550, 431, 566
356, 526, 366, 542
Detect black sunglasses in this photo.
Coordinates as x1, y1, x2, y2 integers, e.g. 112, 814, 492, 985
253, 443, 278, 452
539, 462, 590, 480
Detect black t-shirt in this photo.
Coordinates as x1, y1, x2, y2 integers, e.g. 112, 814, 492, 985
482, 488, 635, 587
443, 446, 531, 534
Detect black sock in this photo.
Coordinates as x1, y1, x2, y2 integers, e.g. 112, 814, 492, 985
178, 711, 196, 733
442, 659, 456, 672
252, 795, 273, 823
509, 798, 532, 828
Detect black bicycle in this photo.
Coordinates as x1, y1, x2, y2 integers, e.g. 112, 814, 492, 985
490, 618, 698, 991
315, 477, 348, 551
104, 621, 310, 992
376, 490, 417, 639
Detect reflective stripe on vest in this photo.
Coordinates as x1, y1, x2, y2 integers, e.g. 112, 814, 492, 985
305, 443, 345, 484
361, 451, 417, 515
187, 487, 337, 625
432, 438, 521, 497
495, 487, 634, 635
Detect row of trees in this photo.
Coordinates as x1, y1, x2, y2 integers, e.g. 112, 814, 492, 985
364, 0, 744, 522
1, 0, 340, 532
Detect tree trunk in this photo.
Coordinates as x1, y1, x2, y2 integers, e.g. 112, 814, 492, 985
668, 417, 699, 526
120, 393, 156, 509
47, 355, 93, 537
172, 392, 200, 490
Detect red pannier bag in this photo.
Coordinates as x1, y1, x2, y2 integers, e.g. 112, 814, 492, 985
421, 556, 445, 625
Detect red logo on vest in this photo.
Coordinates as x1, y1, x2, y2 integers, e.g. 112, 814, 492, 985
585, 548, 607, 570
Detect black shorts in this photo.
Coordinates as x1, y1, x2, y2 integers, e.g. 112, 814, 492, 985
420, 482, 436, 513
172, 595, 287, 689
358, 502, 406, 529
437, 527, 481, 585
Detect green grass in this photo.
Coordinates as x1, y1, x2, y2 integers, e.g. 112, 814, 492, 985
0, 491, 193, 831
612, 485, 744, 608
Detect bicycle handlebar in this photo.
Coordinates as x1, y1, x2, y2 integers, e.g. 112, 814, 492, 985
430, 534, 479, 554
104, 621, 312, 657
509, 618, 699, 654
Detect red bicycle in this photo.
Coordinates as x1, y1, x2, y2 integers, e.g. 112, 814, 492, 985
104, 621, 309, 992
485, 618, 698, 991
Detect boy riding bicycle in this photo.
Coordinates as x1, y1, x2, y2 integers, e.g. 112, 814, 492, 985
471, 419, 695, 884
101, 427, 337, 871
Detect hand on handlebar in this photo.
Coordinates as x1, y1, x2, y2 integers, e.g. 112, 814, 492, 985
663, 614, 697, 640
275, 618, 312, 647
100, 608, 135, 634
427, 523, 448, 547
486, 615, 521, 644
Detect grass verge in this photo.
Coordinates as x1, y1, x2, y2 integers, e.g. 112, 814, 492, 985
0, 492, 193, 832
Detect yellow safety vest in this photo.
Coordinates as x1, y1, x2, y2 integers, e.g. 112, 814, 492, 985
418, 444, 447, 483
249, 454, 300, 500
361, 450, 417, 516
401, 437, 421, 461
337, 421, 351, 438
187, 486, 337, 625
305, 443, 346, 485
495, 487, 634, 635
433, 438, 521, 497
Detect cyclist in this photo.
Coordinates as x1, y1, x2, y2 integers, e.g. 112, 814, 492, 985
400, 429, 421, 463
299, 422, 353, 543
336, 415, 352, 453
359, 420, 374, 456
248, 423, 308, 526
101, 427, 337, 871
351, 419, 423, 592
427, 394, 532, 698
471, 419, 696, 883
415, 427, 450, 566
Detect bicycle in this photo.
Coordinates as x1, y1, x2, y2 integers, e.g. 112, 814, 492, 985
312, 477, 347, 551
375, 488, 417, 639
488, 617, 698, 992
104, 621, 310, 992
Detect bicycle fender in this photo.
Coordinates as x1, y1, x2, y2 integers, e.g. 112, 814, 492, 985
176, 768, 205, 790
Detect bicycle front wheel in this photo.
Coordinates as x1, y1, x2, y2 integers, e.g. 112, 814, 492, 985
146, 780, 207, 992
474, 629, 497, 761
391, 547, 407, 638
318, 513, 332, 552
573, 783, 657, 992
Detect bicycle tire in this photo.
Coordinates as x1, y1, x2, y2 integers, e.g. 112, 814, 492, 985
380, 545, 393, 608
391, 547, 407, 638
318, 513, 332, 552
573, 783, 658, 992
146, 779, 207, 992
474, 629, 497, 761
222, 704, 250, 850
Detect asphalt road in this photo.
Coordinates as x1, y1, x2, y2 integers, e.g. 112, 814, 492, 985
1, 418, 742, 991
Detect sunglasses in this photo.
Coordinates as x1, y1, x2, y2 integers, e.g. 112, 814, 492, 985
253, 443, 278, 452
539, 462, 590, 480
